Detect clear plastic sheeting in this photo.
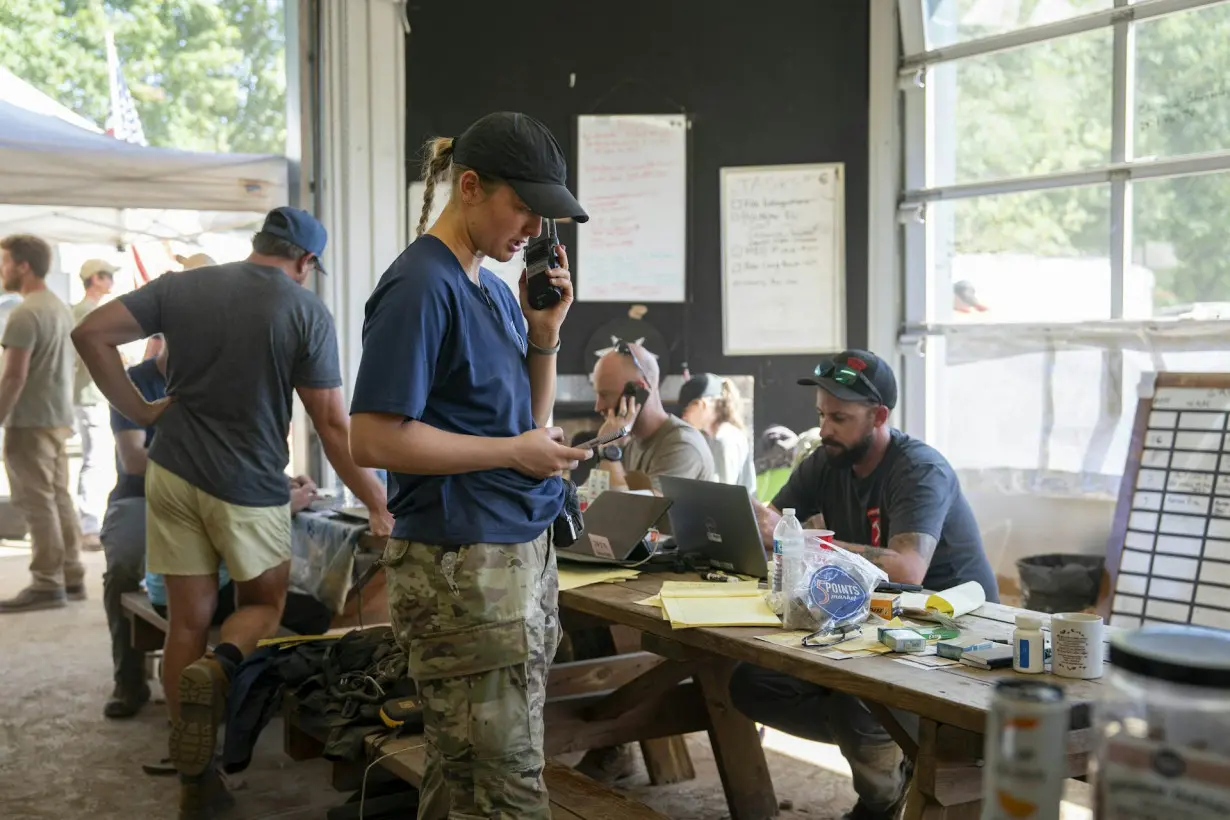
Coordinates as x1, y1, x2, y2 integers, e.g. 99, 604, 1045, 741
909, 320, 1230, 499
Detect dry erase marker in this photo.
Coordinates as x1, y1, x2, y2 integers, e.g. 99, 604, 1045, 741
703, 572, 739, 583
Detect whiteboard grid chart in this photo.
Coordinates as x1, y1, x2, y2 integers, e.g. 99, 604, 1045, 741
1112, 386, 1230, 630
720, 163, 846, 356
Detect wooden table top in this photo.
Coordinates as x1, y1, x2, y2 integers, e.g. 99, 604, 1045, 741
559, 572, 1109, 736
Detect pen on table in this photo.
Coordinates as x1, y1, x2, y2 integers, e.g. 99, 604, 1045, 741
703, 571, 740, 583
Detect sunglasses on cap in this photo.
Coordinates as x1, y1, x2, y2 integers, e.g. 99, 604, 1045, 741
815, 361, 883, 405
616, 340, 649, 382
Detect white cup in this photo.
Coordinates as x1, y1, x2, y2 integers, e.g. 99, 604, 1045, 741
1051, 612, 1104, 679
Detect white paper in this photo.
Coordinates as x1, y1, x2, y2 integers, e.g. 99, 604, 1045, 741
576, 114, 687, 302
720, 163, 845, 355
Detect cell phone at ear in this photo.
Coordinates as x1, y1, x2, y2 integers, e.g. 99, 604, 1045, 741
576, 425, 631, 452
622, 381, 650, 406
525, 220, 562, 310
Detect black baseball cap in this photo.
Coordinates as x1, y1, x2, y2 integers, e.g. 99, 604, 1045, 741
453, 112, 589, 223
261, 207, 329, 274
798, 350, 898, 410
677, 373, 725, 408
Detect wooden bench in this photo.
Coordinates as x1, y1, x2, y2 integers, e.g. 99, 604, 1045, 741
120, 590, 296, 651
366, 733, 672, 820
283, 709, 670, 820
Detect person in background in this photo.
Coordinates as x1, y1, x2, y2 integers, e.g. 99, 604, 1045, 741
590, 340, 715, 490
753, 424, 799, 502
0, 235, 84, 613
72, 258, 119, 550
576, 344, 716, 782
349, 112, 590, 818
73, 207, 392, 816
733, 350, 997, 820
679, 373, 755, 493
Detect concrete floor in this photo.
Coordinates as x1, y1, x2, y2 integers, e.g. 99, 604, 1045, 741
0, 545, 865, 820
0, 542, 1094, 820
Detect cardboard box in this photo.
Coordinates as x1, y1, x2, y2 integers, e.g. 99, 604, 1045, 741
870, 592, 900, 620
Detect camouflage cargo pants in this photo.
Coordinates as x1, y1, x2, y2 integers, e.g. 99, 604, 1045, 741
384, 532, 560, 820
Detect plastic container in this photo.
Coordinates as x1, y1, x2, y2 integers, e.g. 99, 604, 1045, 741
1016, 553, 1104, 613
1013, 614, 1045, 674
771, 509, 803, 614
1092, 625, 1230, 819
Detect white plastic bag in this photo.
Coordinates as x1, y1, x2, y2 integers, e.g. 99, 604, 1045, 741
784, 543, 888, 632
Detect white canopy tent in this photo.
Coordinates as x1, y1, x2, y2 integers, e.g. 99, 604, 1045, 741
0, 68, 288, 245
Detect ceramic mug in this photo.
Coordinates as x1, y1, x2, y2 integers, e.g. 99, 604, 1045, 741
1052, 612, 1104, 679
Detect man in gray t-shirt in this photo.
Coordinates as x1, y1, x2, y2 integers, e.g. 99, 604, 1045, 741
590, 341, 715, 490
73, 208, 391, 801
0, 234, 85, 613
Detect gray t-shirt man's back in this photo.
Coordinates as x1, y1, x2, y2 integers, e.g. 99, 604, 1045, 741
624, 414, 716, 483
119, 261, 341, 507
1, 289, 75, 429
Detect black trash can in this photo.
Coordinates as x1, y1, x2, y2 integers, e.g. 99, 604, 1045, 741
1016, 553, 1105, 613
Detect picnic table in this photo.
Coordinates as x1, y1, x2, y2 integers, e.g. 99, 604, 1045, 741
559, 572, 1105, 819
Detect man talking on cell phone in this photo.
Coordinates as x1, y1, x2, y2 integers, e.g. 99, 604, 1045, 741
589, 340, 714, 492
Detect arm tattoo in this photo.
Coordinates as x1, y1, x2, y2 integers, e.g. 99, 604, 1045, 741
834, 533, 938, 574
888, 532, 939, 566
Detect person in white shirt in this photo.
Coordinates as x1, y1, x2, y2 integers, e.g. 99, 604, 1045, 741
679, 373, 755, 493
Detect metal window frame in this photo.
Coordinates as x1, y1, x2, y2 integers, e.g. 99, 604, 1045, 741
902, 0, 1222, 64
897, 0, 1230, 473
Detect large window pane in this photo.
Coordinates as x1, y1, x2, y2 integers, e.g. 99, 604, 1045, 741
929, 186, 1112, 323
1133, 173, 1230, 316
930, 28, 1112, 186
1134, 2, 1230, 160
923, 0, 1112, 49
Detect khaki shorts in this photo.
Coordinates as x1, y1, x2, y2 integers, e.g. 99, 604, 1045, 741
145, 460, 291, 581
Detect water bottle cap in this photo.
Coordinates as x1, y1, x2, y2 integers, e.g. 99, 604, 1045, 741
783, 508, 796, 516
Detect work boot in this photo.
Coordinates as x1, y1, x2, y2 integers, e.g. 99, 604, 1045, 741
104, 682, 151, 719
0, 586, 67, 613
575, 744, 638, 783
170, 654, 233, 777
66, 584, 87, 601
841, 756, 913, 820
178, 766, 235, 820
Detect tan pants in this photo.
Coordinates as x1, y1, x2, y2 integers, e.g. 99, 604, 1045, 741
4, 427, 84, 591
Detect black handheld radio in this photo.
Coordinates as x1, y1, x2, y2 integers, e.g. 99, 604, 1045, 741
525, 219, 563, 310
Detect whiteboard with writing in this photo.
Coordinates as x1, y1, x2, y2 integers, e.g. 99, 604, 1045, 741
720, 163, 845, 355
407, 182, 524, 296
576, 114, 687, 302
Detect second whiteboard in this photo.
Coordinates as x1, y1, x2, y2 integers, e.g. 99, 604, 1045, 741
721, 163, 846, 356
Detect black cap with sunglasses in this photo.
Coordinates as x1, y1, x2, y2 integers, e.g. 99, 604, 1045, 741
797, 350, 898, 410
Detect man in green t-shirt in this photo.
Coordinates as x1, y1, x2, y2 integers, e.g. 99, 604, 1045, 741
0, 234, 84, 612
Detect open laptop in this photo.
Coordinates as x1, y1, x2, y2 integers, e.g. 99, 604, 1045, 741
558, 491, 673, 566
657, 476, 767, 578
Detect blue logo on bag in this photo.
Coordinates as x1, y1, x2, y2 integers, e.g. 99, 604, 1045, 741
807, 565, 868, 622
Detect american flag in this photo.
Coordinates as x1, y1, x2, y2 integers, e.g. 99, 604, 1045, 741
104, 29, 147, 146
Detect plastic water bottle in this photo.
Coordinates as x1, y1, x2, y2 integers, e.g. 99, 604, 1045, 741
772, 508, 804, 614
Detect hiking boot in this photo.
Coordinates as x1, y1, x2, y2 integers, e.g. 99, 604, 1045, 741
81, 533, 103, 552
0, 586, 67, 613
104, 682, 151, 719
170, 655, 233, 777
66, 584, 87, 601
178, 766, 235, 820
575, 744, 638, 783
841, 756, 913, 820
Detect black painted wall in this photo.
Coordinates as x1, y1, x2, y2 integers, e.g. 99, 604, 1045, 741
405, 0, 870, 436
